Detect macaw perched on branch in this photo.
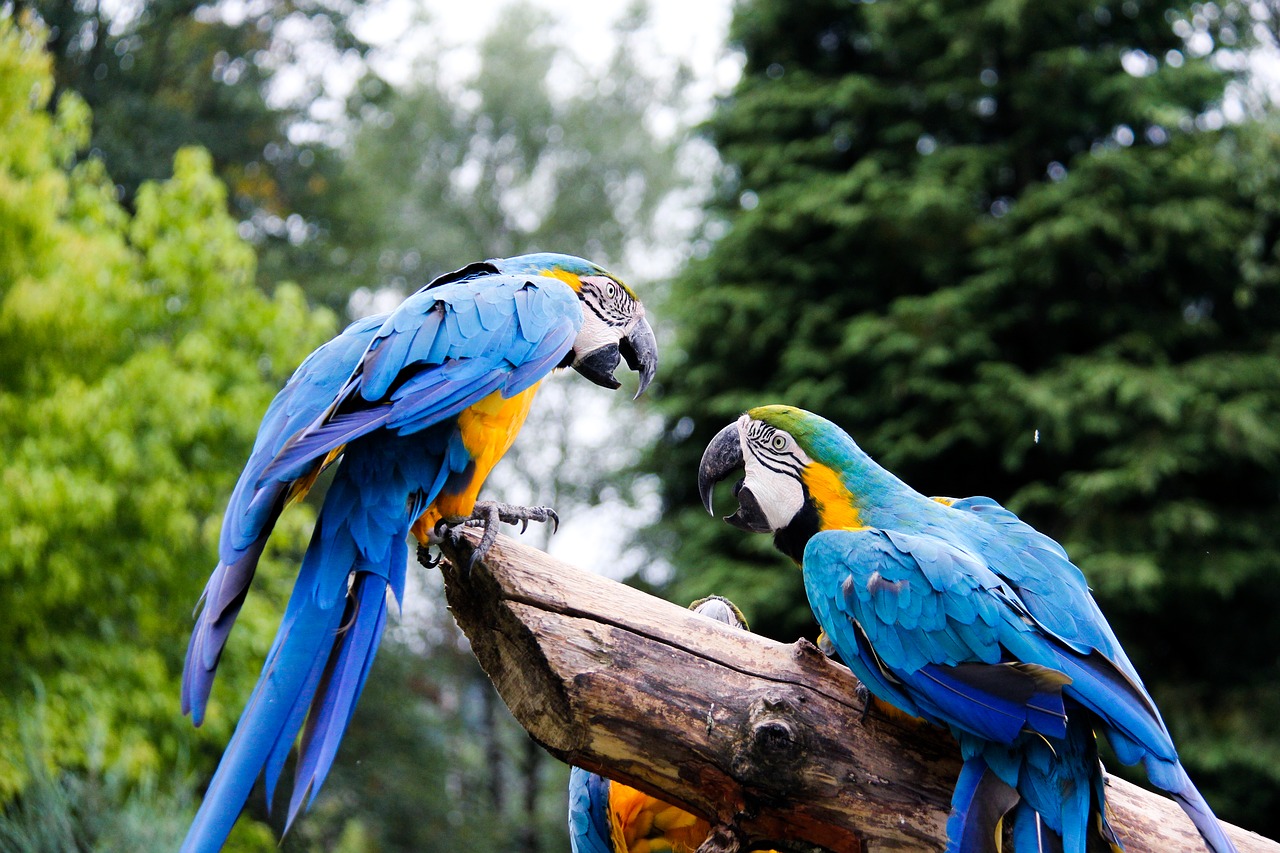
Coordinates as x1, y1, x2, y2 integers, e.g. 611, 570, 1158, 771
698, 405, 1237, 853
180, 254, 658, 853
569, 597, 780, 853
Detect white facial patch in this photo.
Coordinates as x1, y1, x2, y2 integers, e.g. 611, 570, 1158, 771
738, 415, 812, 532
573, 313, 625, 354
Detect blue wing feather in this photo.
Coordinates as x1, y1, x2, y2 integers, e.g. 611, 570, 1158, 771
941, 495, 1142, 676
806, 528, 1162, 749
182, 314, 385, 725
805, 520, 1235, 853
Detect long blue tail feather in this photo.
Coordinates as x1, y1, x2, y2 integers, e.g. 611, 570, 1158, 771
181, 581, 345, 851
946, 757, 1019, 853
181, 481, 394, 853
288, 567, 394, 826
182, 540, 268, 725
1146, 759, 1237, 853
1012, 803, 1064, 853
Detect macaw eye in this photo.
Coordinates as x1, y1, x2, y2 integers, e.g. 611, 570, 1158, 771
771, 434, 787, 451
605, 281, 616, 299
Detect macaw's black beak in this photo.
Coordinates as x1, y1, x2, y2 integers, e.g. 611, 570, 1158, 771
698, 422, 772, 533
699, 422, 742, 514
573, 315, 659, 399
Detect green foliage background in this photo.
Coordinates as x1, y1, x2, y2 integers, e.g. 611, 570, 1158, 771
0, 13, 335, 843
649, 0, 1280, 836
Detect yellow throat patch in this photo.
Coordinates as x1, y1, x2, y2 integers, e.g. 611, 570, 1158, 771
801, 462, 863, 531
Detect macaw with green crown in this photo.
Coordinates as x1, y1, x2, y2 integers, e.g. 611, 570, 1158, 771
698, 404, 1236, 853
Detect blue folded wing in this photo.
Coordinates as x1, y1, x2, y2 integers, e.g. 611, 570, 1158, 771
258, 277, 580, 487
941, 495, 1144, 680
183, 313, 386, 724
804, 526, 1185, 761
804, 529, 1075, 744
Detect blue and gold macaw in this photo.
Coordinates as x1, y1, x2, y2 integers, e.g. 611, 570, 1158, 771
568, 597, 779, 853
180, 254, 658, 853
697, 405, 1237, 853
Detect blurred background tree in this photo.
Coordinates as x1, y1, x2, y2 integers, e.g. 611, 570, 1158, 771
0, 13, 335, 849
13, 0, 381, 298
649, 0, 1280, 837
315, 1, 686, 307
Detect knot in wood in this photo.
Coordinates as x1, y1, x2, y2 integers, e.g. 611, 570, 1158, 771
730, 694, 807, 791
752, 717, 795, 755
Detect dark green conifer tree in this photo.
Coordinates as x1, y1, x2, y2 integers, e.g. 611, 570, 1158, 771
651, 0, 1280, 832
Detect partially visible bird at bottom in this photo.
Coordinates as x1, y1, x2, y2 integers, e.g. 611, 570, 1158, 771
567, 596, 781, 853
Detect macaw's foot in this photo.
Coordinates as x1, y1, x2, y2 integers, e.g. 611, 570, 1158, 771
855, 680, 872, 723
433, 501, 560, 573
815, 629, 837, 659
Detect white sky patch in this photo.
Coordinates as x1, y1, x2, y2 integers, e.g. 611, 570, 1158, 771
357, 0, 737, 122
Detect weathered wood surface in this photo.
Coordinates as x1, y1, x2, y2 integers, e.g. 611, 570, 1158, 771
435, 531, 1276, 853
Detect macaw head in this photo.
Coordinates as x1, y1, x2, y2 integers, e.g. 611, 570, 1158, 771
494, 252, 658, 398
697, 405, 863, 562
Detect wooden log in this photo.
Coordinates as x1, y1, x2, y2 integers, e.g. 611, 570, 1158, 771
434, 531, 1277, 853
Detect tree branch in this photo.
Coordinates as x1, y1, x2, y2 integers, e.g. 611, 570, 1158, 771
434, 531, 1277, 853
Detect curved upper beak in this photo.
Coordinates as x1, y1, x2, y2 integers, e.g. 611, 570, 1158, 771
619, 315, 658, 399
698, 421, 744, 515
572, 315, 659, 399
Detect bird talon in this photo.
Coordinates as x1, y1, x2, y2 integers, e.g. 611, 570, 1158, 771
855, 681, 872, 723
417, 544, 441, 569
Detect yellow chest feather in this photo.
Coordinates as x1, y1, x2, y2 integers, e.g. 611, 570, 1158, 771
607, 783, 705, 853
410, 383, 540, 540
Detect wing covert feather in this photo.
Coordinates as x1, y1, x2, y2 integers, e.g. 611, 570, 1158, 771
804, 528, 1173, 754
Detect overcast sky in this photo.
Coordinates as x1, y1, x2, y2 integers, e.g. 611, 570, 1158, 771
356, 0, 739, 113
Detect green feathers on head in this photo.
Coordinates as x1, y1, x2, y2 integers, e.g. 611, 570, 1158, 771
747, 405, 855, 464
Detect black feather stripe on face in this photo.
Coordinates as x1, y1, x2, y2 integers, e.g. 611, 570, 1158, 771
744, 420, 806, 479
580, 278, 637, 328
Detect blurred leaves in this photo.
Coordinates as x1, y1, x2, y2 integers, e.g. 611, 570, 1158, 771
316, 0, 688, 308
19, 0, 381, 295
0, 700, 195, 853
0, 10, 335, 815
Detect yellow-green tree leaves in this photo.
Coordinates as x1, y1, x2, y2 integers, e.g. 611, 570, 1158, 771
0, 15, 335, 805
